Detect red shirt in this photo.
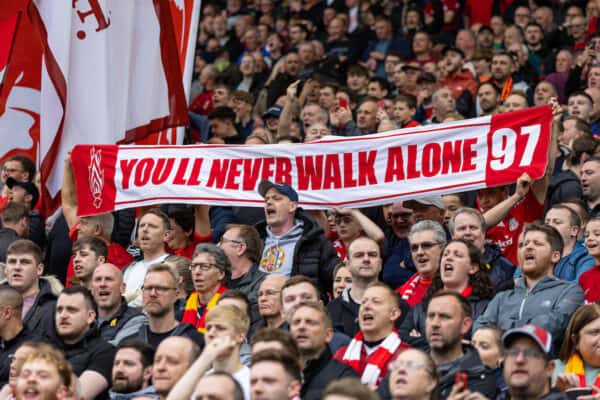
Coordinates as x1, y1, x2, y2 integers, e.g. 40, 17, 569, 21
396, 273, 432, 307
483, 191, 544, 265
402, 120, 421, 128
579, 265, 600, 303
189, 90, 214, 115
166, 232, 212, 260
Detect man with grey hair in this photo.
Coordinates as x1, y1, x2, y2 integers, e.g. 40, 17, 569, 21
182, 243, 230, 334
300, 103, 328, 132
396, 220, 446, 307
450, 207, 516, 291
123, 263, 204, 350
427, 87, 456, 123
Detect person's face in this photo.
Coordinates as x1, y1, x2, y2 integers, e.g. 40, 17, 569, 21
334, 214, 361, 242
153, 338, 192, 396
5, 253, 42, 295
524, 25, 543, 46
491, 55, 513, 81
576, 317, 600, 366
392, 65, 406, 88
374, 20, 391, 39
440, 241, 477, 289
319, 87, 336, 110
410, 230, 442, 279
190, 252, 224, 294
477, 84, 499, 113
333, 267, 352, 298
290, 306, 332, 355
426, 295, 470, 352
2, 160, 26, 182
445, 51, 464, 74
503, 337, 552, 396
518, 230, 560, 280
534, 7, 552, 31
281, 282, 319, 319
143, 271, 177, 317
456, 30, 475, 52
16, 359, 66, 400
385, 55, 401, 77
503, 94, 528, 112
586, 87, 600, 119
213, 87, 230, 108
138, 213, 168, 253
112, 348, 147, 394
568, 95, 593, 122
534, 82, 555, 106
347, 239, 382, 281
205, 318, 242, 353
405, 10, 420, 29
490, 16, 506, 36
393, 101, 415, 124
390, 203, 415, 238
435, 88, 456, 114
412, 33, 431, 54
442, 195, 462, 225
477, 29, 494, 48
258, 276, 285, 318
304, 123, 330, 142
452, 212, 485, 250
55, 293, 95, 342
193, 374, 237, 400
356, 101, 378, 131
514, 7, 531, 27
367, 82, 385, 99
7, 186, 28, 205
298, 44, 314, 65
569, 16, 586, 40
472, 328, 503, 369
263, 188, 296, 230
72, 246, 103, 282
581, 160, 600, 202
585, 220, 600, 259
9, 345, 35, 388
284, 53, 300, 76
347, 73, 368, 92
251, 361, 299, 400
359, 286, 399, 337
589, 67, 600, 89
389, 350, 437, 400
218, 227, 244, 262
91, 265, 123, 311
503, 27, 522, 48
289, 26, 305, 44
545, 208, 578, 246
327, 18, 343, 39
477, 187, 506, 212
408, 203, 444, 224
240, 55, 255, 76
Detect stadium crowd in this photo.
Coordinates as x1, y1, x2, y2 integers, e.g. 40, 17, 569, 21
3, 0, 600, 398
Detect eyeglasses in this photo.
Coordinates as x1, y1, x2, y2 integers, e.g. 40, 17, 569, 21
505, 347, 545, 359
141, 285, 176, 294
2, 167, 22, 174
219, 237, 243, 246
389, 359, 429, 371
189, 263, 218, 271
410, 241, 441, 252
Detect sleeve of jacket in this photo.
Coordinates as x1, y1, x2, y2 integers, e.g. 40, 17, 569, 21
527, 283, 584, 344
575, 255, 596, 281
109, 315, 148, 346
319, 239, 341, 295
473, 293, 502, 332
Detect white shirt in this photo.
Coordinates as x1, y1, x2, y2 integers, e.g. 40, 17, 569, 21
123, 253, 169, 307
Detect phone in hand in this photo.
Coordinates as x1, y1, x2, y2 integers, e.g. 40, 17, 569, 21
338, 98, 348, 109
377, 100, 385, 110
565, 387, 593, 400
454, 372, 468, 391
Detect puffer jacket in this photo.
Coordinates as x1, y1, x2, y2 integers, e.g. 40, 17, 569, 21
255, 210, 340, 296
482, 244, 516, 292
474, 275, 584, 349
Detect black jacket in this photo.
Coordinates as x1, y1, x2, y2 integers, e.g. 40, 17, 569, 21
0, 326, 39, 385
124, 321, 205, 350
301, 347, 358, 400
483, 244, 516, 293
20, 278, 58, 339
227, 265, 267, 329
97, 299, 145, 344
547, 170, 582, 212
0, 227, 19, 263
255, 211, 340, 296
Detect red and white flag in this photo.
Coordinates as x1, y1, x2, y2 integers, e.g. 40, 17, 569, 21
31, 0, 189, 210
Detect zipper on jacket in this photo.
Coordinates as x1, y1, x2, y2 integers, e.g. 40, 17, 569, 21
518, 287, 531, 320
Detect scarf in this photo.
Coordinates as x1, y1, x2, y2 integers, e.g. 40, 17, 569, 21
500, 76, 513, 100
399, 274, 420, 301
565, 353, 600, 392
182, 284, 227, 333
341, 330, 402, 386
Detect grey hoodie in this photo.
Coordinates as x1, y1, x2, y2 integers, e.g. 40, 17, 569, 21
474, 275, 584, 348
109, 385, 158, 400
259, 220, 304, 276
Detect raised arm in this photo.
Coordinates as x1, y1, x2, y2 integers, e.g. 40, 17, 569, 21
61, 151, 79, 230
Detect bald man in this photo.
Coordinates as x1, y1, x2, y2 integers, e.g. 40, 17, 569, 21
0, 286, 38, 385
154, 336, 201, 400
91, 263, 147, 345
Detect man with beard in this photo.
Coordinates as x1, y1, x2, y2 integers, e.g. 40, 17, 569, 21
109, 340, 157, 399
438, 46, 477, 116
382, 202, 416, 288
581, 157, 600, 217
15, 345, 73, 400
123, 264, 204, 350
290, 302, 357, 399
490, 52, 529, 101
477, 82, 501, 116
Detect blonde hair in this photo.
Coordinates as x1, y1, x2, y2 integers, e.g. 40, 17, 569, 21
206, 304, 250, 335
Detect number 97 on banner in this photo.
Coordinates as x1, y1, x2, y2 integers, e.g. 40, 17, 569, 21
485, 106, 552, 188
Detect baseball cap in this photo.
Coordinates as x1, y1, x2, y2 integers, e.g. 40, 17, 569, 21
258, 180, 299, 202
404, 196, 445, 210
442, 45, 465, 59
401, 62, 422, 72
263, 106, 282, 119
502, 324, 552, 355
6, 177, 39, 207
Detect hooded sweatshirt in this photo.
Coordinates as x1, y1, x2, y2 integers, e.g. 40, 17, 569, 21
109, 385, 158, 400
259, 220, 304, 276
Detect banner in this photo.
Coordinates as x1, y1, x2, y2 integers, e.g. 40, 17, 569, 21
32, 0, 189, 211
70, 106, 553, 216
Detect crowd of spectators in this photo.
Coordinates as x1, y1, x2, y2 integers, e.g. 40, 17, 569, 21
3, 0, 600, 398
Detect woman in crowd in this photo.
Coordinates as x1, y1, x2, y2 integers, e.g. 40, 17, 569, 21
553, 304, 600, 391
471, 325, 506, 392
332, 262, 353, 298
388, 348, 439, 400
329, 208, 385, 260
580, 217, 600, 302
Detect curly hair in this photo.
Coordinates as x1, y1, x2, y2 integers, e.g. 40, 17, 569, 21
424, 238, 495, 301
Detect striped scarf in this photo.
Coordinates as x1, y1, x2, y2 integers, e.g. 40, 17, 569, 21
565, 353, 600, 392
341, 330, 402, 387
182, 284, 227, 333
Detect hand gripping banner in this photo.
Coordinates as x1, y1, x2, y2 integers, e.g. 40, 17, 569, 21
70, 106, 553, 216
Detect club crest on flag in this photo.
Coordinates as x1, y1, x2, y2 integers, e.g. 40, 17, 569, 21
88, 146, 104, 209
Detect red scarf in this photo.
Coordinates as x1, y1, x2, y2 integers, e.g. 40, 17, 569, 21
397, 274, 432, 307
182, 284, 227, 333
341, 330, 403, 387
